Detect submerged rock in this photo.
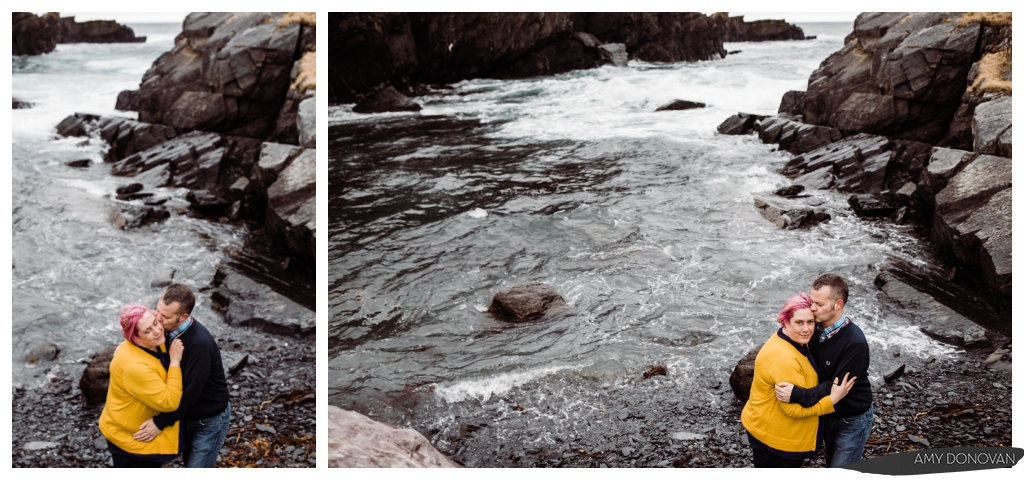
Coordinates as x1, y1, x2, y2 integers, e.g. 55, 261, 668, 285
655, 99, 706, 111
328, 406, 459, 467
352, 86, 422, 113
488, 284, 568, 322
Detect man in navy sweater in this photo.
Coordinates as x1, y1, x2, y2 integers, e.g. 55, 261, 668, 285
132, 284, 231, 468
775, 274, 873, 467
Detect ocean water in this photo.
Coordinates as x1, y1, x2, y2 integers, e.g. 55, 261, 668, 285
11, 23, 244, 387
327, 23, 959, 427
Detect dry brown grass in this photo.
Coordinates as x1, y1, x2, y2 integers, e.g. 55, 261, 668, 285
279, 12, 315, 28
957, 12, 1012, 28
970, 49, 1012, 95
291, 50, 316, 92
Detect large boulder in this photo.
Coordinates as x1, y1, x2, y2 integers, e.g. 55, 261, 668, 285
488, 284, 568, 322
875, 272, 990, 348
655, 99, 705, 111
754, 116, 842, 154
801, 13, 981, 144
729, 345, 762, 403
79, 345, 118, 405
717, 112, 767, 135
328, 406, 459, 467
211, 265, 315, 335
133, 13, 311, 139
56, 114, 178, 163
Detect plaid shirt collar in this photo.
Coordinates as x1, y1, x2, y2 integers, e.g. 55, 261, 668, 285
818, 314, 849, 342
167, 315, 194, 342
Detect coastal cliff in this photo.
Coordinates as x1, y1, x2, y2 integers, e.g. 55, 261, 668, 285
13, 12, 144, 56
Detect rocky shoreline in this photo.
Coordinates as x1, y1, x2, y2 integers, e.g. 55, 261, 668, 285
13, 12, 144, 56
13, 328, 315, 468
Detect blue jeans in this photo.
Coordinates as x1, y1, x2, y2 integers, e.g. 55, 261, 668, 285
825, 404, 873, 467
183, 403, 231, 468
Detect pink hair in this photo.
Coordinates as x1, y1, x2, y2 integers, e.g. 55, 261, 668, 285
120, 303, 155, 344
777, 292, 813, 326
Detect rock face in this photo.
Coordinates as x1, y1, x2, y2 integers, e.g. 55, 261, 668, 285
79, 345, 118, 405
972, 96, 1012, 156
211, 265, 315, 335
328, 406, 459, 467
729, 345, 762, 403
13, 98, 35, 109
121, 13, 315, 140
712, 14, 806, 42
875, 273, 991, 348
488, 284, 568, 322
264, 146, 316, 259
800, 13, 982, 144
716, 113, 766, 135
329, 12, 727, 104
13, 12, 144, 56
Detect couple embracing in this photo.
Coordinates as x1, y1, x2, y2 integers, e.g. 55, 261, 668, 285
742, 274, 874, 468
98, 284, 231, 468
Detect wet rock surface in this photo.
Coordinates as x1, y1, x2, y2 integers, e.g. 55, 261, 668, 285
716, 113, 766, 135
874, 273, 992, 349
352, 86, 422, 114
655, 100, 706, 111
13, 329, 315, 467
328, 406, 459, 467
211, 265, 315, 336
752, 196, 830, 229
488, 284, 569, 323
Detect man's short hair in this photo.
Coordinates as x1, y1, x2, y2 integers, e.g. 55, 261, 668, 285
162, 283, 195, 316
812, 273, 849, 305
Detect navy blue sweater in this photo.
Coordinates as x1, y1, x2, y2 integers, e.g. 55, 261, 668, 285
789, 320, 873, 418
153, 319, 229, 429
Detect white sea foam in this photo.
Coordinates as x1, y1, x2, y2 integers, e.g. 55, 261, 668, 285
466, 208, 488, 218
432, 364, 581, 402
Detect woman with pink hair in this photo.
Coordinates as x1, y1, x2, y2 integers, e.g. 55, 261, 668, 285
740, 293, 856, 467
98, 304, 185, 467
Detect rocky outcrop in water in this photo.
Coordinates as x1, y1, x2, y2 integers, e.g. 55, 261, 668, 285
329, 13, 728, 104
711, 13, 807, 42
655, 99, 705, 111
488, 284, 568, 323
717, 12, 1012, 325
328, 406, 459, 467
55, 12, 316, 338
13, 12, 145, 56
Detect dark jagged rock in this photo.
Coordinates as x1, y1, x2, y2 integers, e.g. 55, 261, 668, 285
801, 13, 981, 144
728, 345, 761, 403
713, 14, 806, 42
211, 265, 315, 335
875, 272, 990, 348
329, 13, 727, 103
112, 131, 225, 189
353, 86, 421, 114
716, 113, 766, 135
849, 193, 900, 218
114, 89, 139, 112
884, 364, 906, 383
55, 113, 178, 163
65, 159, 91, 168
754, 116, 841, 154
13, 13, 144, 57
488, 284, 568, 322
655, 99, 705, 111
777, 90, 805, 116
79, 345, 117, 405
133, 13, 309, 140
774, 185, 805, 198
753, 196, 830, 229
13, 98, 35, 109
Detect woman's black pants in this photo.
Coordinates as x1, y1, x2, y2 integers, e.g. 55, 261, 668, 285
748, 432, 805, 468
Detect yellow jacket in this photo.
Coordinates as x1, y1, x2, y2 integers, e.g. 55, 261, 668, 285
99, 340, 182, 455
741, 332, 834, 453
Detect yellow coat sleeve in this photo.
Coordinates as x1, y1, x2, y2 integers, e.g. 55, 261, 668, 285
122, 362, 183, 413
767, 356, 835, 419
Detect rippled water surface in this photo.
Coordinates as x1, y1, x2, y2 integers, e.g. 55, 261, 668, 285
12, 23, 244, 386
328, 23, 960, 424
